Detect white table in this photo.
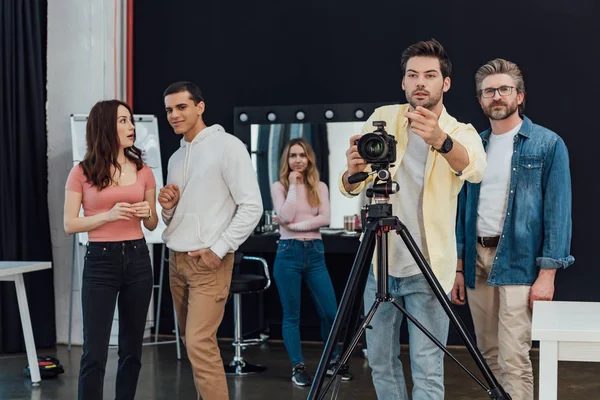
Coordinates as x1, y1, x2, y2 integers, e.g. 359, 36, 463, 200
0, 261, 52, 385
532, 301, 600, 400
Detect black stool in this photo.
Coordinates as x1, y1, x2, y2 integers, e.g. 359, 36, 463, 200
224, 252, 271, 375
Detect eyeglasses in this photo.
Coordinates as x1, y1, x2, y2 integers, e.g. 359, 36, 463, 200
480, 86, 518, 98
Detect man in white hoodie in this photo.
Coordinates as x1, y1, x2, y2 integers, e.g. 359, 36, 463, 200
158, 81, 262, 400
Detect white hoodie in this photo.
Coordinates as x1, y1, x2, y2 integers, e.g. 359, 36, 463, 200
161, 124, 263, 258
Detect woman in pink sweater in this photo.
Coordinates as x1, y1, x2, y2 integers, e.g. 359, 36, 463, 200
64, 100, 158, 400
271, 138, 351, 386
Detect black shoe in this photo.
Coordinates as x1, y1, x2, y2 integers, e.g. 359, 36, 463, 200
292, 363, 312, 387
326, 362, 354, 381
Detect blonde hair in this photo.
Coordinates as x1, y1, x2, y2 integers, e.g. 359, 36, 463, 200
475, 58, 526, 114
279, 138, 321, 207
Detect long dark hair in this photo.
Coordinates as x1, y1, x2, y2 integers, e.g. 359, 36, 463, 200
80, 100, 144, 190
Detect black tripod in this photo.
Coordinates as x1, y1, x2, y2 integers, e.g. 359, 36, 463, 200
307, 169, 511, 400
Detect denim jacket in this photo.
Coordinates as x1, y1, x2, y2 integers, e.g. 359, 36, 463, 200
456, 116, 574, 288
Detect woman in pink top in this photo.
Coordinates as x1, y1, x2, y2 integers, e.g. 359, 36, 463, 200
271, 138, 351, 386
63, 100, 158, 400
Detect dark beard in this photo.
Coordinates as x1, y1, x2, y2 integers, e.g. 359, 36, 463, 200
406, 87, 443, 110
484, 100, 519, 120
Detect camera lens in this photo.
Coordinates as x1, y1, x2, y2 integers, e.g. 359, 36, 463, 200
358, 134, 388, 162
364, 138, 385, 158
355, 120, 396, 165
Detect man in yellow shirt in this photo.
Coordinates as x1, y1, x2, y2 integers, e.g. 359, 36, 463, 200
339, 39, 486, 399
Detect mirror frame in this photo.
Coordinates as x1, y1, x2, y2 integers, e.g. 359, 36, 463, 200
233, 102, 394, 147
233, 102, 395, 227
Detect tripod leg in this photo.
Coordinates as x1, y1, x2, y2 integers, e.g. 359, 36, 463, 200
388, 298, 488, 390
307, 221, 378, 400
333, 256, 372, 363
334, 298, 380, 370
396, 221, 511, 399
315, 299, 383, 400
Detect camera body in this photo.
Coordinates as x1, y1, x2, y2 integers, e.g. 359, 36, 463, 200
355, 121, 397, 165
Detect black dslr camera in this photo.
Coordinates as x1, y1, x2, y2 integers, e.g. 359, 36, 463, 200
356, 121, 397, 165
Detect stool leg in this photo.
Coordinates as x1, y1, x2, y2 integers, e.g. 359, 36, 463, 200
224, 293, 267, 375
233, 293, 243, 362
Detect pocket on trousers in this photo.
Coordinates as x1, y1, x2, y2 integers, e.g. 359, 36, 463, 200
193, 259, 218, 287
313, 240, 325, 254
133, 242, 150, 256
85, 246, 106, 261
276, 240, 292, 254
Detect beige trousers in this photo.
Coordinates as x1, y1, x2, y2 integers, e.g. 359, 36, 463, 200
169, 251, 234, 400
467, 243, 534, 400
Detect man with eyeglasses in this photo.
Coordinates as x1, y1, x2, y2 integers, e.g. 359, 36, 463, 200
451, 59, 574, 400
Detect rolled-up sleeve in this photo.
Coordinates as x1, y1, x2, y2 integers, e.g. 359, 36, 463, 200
450, 124, 486, 184
537, 137, 574, 270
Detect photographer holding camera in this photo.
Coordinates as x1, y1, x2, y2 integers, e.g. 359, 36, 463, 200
339, 40, 486, 400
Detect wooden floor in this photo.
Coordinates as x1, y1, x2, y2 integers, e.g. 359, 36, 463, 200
0, 340, 598, 399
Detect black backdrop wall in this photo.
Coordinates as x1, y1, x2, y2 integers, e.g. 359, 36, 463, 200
134, 0, 600, 339
0, 0, 54, 353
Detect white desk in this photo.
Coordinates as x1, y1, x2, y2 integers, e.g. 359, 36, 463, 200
0, 261, 52, 385
531, 301, 600, 400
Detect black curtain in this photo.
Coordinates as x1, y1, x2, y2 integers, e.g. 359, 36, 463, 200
0, 0, 55, 353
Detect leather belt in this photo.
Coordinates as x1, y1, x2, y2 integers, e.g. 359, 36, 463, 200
477, 236, 500, 248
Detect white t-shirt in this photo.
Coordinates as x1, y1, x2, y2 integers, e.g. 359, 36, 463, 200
477, 122, 522, 237
390, 128, 430, 277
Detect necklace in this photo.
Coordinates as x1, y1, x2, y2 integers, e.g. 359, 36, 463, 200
110, 159, 128, 187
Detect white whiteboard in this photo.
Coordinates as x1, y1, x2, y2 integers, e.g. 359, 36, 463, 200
70, 114, 167, 244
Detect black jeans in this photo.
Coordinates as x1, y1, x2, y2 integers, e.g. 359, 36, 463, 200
78, 238, 153, 400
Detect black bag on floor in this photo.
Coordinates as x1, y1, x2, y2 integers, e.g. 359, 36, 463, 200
24, 356, 65, 379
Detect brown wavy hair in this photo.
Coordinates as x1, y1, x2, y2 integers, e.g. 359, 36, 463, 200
80, 100, 144, 190
279, 138, 321, 207
401, 39, 452, 79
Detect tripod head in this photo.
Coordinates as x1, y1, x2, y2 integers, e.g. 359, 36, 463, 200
348, 165, 400, 229
365, 168, 400, 202
348, 166, 399, 199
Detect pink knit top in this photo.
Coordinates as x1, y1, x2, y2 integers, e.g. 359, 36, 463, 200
270, 181, 330, 240
65, 164, 156, 242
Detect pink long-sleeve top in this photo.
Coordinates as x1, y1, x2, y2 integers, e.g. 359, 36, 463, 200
270, 181, 330, 240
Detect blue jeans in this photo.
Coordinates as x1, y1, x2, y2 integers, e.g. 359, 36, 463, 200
364, 269, 449, 400
274, 239, 338, 367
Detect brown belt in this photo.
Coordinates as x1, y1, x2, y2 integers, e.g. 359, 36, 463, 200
477, 236, 500, 248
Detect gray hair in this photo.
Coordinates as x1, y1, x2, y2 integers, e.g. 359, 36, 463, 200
475, 58, 526, 114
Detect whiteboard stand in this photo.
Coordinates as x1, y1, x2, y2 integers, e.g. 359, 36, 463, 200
144, 243, 181, 360
67, 233, 83, 352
